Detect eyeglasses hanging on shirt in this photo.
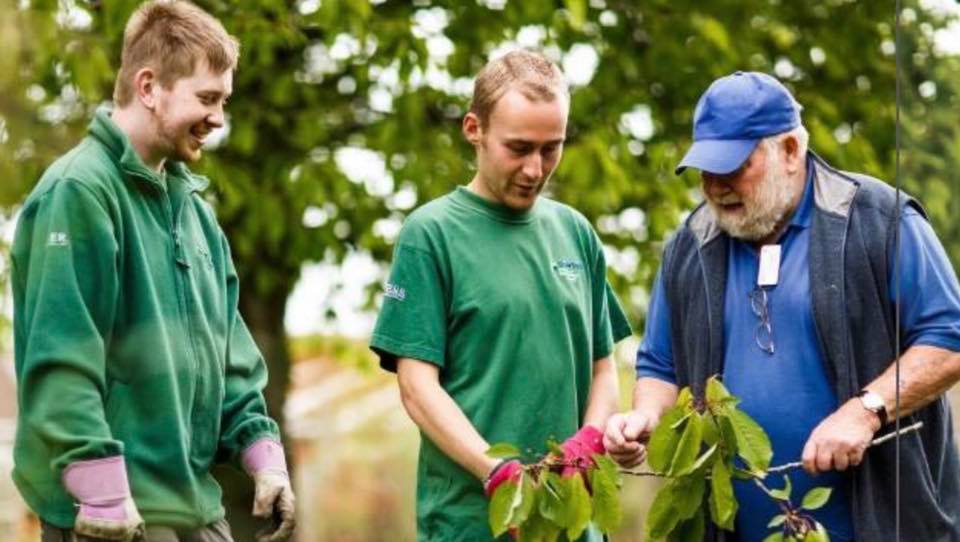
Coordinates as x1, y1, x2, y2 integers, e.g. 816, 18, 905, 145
750, 244, 781, 355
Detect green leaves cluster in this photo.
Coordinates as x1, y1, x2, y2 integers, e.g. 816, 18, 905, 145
762, 476, 832, 542
645, 376, 832, 542
485, 444, 622, 542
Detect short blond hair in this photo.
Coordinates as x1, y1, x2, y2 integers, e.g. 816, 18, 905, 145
469, 49, 569, 128
113, 0, 239, 106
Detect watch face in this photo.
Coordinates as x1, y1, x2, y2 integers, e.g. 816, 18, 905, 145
861, 391, 884, 411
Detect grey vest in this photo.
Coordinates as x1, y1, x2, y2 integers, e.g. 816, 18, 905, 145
661, 153, 960, 541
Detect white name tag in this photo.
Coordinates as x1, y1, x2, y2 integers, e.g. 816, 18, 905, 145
757, 244, 781, 287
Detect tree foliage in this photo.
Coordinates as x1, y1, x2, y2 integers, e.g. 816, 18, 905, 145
4, 1, 958, 332
3, 1, 958, 539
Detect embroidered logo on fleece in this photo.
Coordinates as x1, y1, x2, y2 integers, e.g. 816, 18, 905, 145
385, 282, 407, 301
553, 259, 584, 281
47, 232, 70, 247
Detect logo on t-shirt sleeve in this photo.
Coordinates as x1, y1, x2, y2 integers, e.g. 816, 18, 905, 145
385, 282, 407, 301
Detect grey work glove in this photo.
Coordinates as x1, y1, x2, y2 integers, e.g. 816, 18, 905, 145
63, 456, 145, 541
242, 438, 296, 542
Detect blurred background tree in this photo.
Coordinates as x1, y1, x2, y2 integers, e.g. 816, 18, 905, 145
1, 0, 958, 540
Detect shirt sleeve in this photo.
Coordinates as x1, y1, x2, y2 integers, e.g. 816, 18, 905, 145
590, 239, 632, 360
635, 269, 678, 384
370, 224, 448, 372
11, 180, 124, 471
217, 231, 280, 462
891, 208, 960, 352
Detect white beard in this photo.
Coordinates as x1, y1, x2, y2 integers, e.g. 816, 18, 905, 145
709, 151, 798, 241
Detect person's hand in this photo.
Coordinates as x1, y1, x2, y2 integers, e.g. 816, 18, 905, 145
801, 399, 881, 474
559, 425, 605, 478
242, 439, 296, 542
63, 456, 145, 542
602, 410, 658, 468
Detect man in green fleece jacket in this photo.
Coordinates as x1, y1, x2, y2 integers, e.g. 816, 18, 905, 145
11, 2, 295, 541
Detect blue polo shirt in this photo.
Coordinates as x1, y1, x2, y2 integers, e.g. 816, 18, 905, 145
637, 159, 960, 542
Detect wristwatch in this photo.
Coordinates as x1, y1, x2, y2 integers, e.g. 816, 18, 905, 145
855, 389, 888, 426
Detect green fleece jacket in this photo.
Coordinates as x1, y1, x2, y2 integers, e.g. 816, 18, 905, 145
11, 109, 279, 528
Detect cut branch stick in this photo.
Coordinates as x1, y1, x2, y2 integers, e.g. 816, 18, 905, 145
766, 421, 924, 474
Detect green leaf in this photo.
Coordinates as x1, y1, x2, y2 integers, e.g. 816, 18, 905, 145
647, 405, 687, 474
801, 487, 833, 511
487, 443, 521, 459
518, 509, 561, 542
763, 533, 785, 542
645, 470, 706, 539
805, 522, 830, 542
488, 476, 522, 537
709, 460, 737, 530
671, 411, 693, 430
564, 474, 592, 541
593, 454, 621, 487
729, 409, 773, 474
538, 472, 565, 525
669, 411, 704, 475
674, 470, 707, 521
706, 376, 732, 403
514, 475, 537, 526
703, 414, 720, 446
677, 386, 695, 410
718, 414, 739, 457
645, 480, 684, 540
683, 443, 718, 476
668, 511, 706, 542
767, 514, 786, 528
769, 475, 792, 501
547, 438, 565, 458
589, 458, 622, 533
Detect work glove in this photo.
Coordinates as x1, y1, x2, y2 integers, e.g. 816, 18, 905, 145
559, 425, 606, 480
483, 459, 523, 498
242, 439, 296, 542
484, 459, 524, 539
62, 456, 145, 541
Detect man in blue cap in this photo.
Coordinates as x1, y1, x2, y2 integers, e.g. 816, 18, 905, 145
603, 71, 960, 541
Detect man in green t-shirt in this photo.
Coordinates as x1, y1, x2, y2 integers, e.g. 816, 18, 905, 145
370, 50, 632, 541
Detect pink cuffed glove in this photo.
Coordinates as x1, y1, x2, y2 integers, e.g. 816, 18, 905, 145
62, 456, 144, 541
559, 425, 606, 478
483, 459, 523, 498
242, 438, 296, 542
484, 459, 523, 539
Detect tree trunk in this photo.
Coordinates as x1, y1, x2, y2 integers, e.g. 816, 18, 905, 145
216, 280, 295, 542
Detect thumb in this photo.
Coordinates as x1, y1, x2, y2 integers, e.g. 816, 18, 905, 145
622, 414, 647, 441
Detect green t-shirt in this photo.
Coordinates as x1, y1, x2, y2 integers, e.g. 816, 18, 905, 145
371, 186, 632, 541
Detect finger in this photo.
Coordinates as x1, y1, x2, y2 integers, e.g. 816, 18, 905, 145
622, 416, 645, 441
607, 442, 641, 460
816, 448, 833, 473
834, 451, 850, 471
604, 416, 628, 448
252, 483, 281, 518
609, 447, 644, 468
260, 492, 296, 542
801, 440, 818, 474
848, 449, 865, 467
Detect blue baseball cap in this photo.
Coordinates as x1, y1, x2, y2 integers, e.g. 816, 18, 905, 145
675, 71, 802, 175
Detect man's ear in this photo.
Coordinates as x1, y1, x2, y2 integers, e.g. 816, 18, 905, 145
462, 112, 483, 146
782, 134, 803, 176
132, 67, 159, 110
